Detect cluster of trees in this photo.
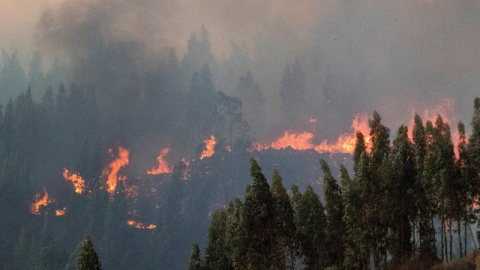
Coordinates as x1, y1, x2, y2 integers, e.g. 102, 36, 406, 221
190, 99, 480, 269
0, 51, 68, 103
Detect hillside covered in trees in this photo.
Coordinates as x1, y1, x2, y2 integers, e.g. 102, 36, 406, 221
190, 101, 480, 270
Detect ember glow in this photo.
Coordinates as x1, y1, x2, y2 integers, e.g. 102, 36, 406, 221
200, 135, 216, 159
250, 114, 371, 154
102, 146, 130, 195
55, 207, 66, 216
127, 220, 157, 229
30, 187, 54, 215
147, 148, 173, 175
309, 117, 317, 123
63, 168, 86, 194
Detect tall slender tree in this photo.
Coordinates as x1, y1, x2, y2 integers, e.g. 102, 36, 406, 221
320, 159, 345, 269
244, 159, 276, 270
271, 170, 296, 269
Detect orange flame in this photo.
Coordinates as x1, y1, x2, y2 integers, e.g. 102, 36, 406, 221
127, 220, 157, 229
408, 99, 456, 139
147, 148, 173, 175
309, 117, 317, 123
102, 146, 130, 196
63, 168, 85, 194
30, 187, 54, 215
250, 114, 371, 154
200, 135, 216, 159
55, 207, 66, 216
407, 99, 459, 156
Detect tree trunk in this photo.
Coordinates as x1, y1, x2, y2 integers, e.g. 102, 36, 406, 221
458, 219, 463, 258
449, 220, 453, 261
441, 215, 444, 261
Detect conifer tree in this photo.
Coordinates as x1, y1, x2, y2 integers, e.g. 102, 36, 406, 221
387, 125, 415, 263
320, 159, 345, 269
205, 210, 232, 270
77, 235, 102, 270
412, 114, 436, 259
188, 244, 204, 270
271, 170, 296, 269
368, 111, 390, 268
244, 159, 276, 270
294, 186, 327, 270
225, 199, 247, 270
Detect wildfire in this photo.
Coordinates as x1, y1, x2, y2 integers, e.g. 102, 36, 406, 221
63, 168, 85, 194
408, 99, 455, 138
55, 207, 66, 216
102, 146, 130, 196
250, 114, 371, 154
147, 148, 173, 175
200, 135, 216, 159
181, 158, 191, 180
30, 187, 54, 215
127, 220, 157, 229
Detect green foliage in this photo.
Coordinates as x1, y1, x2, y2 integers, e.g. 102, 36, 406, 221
271, 170, 296, 269
295, 186, 328, 269
77, 235, 102, 270
188, 244, 204, 270
244, 158, 276, 269
320, 160, 345, 269
205, 210, 232, 270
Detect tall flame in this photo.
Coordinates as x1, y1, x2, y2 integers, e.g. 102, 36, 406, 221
102, 146, 130, 195
30, 187, 54, 215
250, 114, 371, 154
200, 135, 216, 159
63, 168, 85, 194
127, 220, 157, 229
147, 148, 173, 175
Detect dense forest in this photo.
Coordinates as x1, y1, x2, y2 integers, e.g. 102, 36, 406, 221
190, 102, 480, 270
0, 42, 353, 270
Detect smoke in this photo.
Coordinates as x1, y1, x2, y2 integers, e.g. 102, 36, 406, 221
3, 0, 480, 144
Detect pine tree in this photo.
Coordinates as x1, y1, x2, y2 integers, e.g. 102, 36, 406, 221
205, 210, 232, 270
320, 159, 345, 269
343, 132, 370, 269
294, 186, 327, 270
271, 170, 296, 269
368, 111, 390, 268
244, 159, 276, 270
188, 244, 204, 270
225, 199, 247, 270
387, 125, 415, 263
412, 114, 436, 259
455, 122, 472, 257
77, 235, 102, 270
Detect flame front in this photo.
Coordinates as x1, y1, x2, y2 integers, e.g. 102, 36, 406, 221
147, 148, 173, 175
200, 135, 216, 159
127, 220, 157, 229
63, 168, 85, 194
250, 114, 371, 154
102, 146, 130, 195
30, 187, 54, 215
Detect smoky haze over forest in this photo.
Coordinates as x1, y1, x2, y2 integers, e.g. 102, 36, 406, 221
1, 1, 480, 269
0, 0, 479, 146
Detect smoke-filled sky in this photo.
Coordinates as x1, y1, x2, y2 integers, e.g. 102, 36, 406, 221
1, 0, 480, 138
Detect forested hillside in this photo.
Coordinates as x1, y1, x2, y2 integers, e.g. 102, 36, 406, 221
192, 103, 480, 270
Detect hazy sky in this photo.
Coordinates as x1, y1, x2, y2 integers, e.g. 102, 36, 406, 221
2, 0, 480, 134
0, 0, 64, 53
